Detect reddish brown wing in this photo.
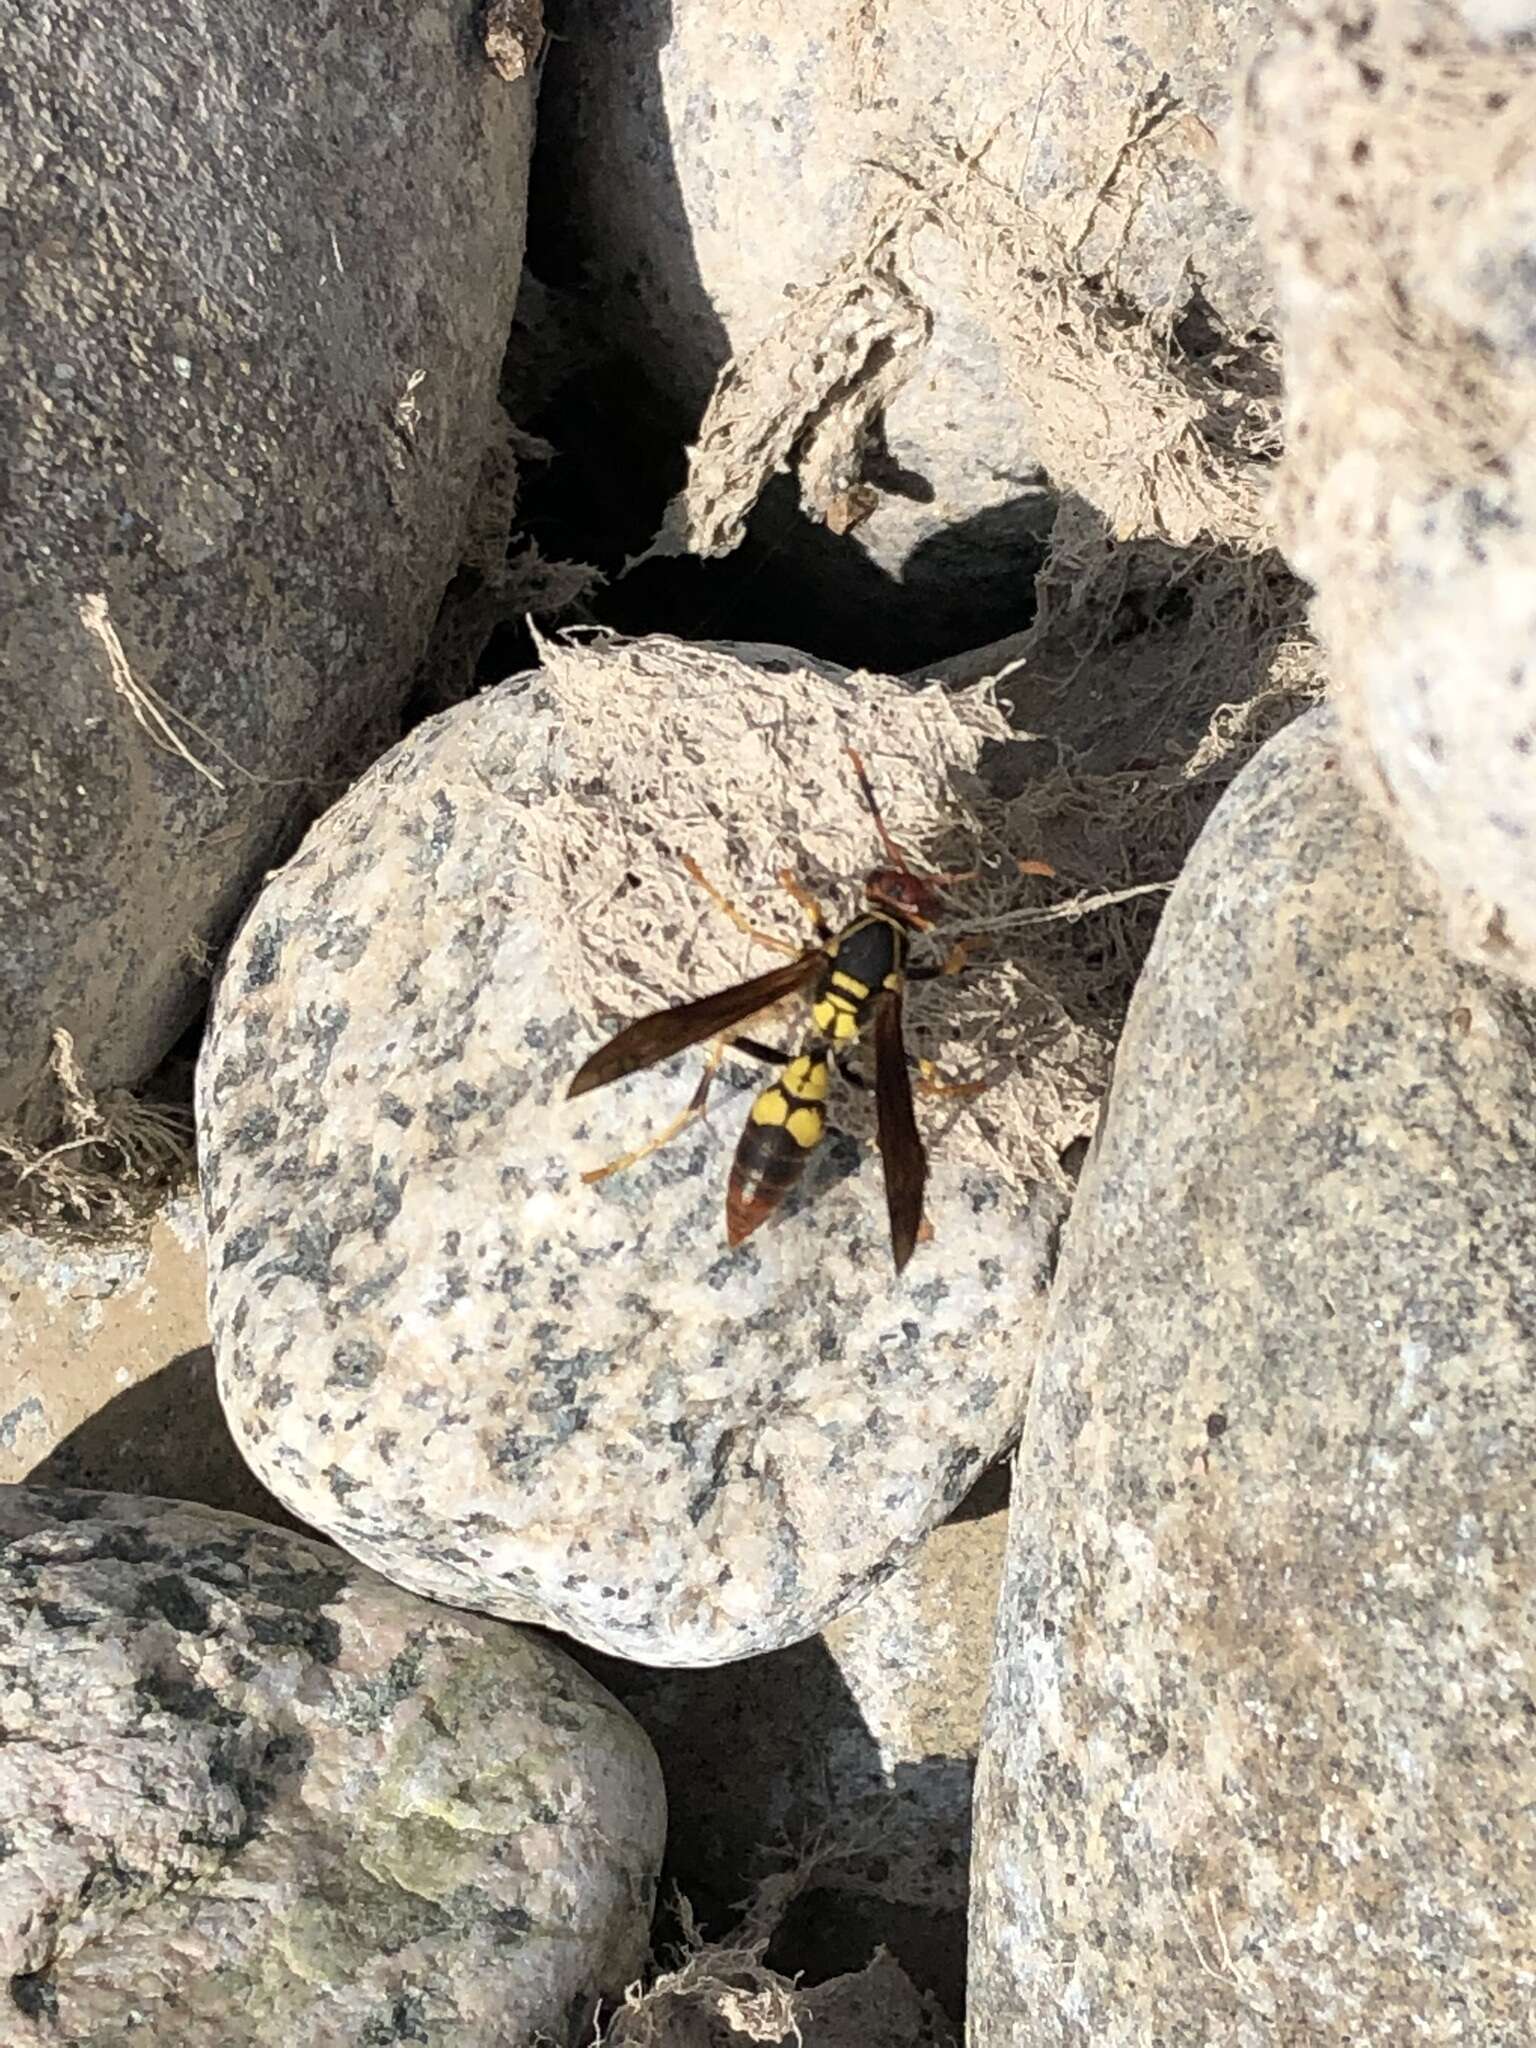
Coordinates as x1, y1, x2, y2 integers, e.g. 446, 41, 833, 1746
873, 988, 926, 1272
568, 953, 819, 1099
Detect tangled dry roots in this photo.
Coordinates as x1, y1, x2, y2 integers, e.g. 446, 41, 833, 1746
574, 1831, 955, 2047
508, 602, 1322, 1199
0, 1029, 195, 1234
643, 156, 1278, 573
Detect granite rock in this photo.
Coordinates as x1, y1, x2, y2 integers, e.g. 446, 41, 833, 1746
199, 640, 1063, 1665
969, 707, 1536, 2043
1, 0, 531, 1133
1236, 7, 1536, 986
0, 1485, 664, 2045
538, 0, 1277, 639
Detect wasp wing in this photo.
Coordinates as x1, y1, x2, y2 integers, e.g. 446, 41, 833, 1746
568, 952, 820, 1099
873, 988, 927, 1272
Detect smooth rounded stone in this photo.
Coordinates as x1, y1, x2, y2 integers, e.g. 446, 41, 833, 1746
0, 1196, 288, 1525
199, 640, 1064, 1665
969, 707, 1536, 2045
1236, 8, 1536, 987
539, 0, 1276, 630
1, 0, 531, 1134
0, 1485, 664, 2045
585, 1476, 1008, 2025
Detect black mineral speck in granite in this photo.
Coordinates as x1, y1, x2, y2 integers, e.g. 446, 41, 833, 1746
314, 918, 371, 971
133, 1573, 214, 1634
36, 1599, 100, 1629
326, 1339, 384, 1390
242, 922, 283, 991
358, 1988, 432, 2048
489, 1903, 535, 1942
10, 1973, 59, 2021
221, 1224, 267, 1269
259, 1218, 343, 1290
306, 1002, 352, 1068
338, 1640, 427, 1734
435, 1266, 471, 1308
425, 1080, 494, 1134
135, 1666, 240, 1726
69, 1526, 168, 1567
234, 1107, 281, 1151
246, 1600, 344, 1666
429, 788, 459, 853
341, 1258, 409, 1314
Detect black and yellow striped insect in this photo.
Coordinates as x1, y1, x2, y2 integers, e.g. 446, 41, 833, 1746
567, 752, 972, 1272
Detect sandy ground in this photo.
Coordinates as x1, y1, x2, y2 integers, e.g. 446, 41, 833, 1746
0, 1196, 298, 1527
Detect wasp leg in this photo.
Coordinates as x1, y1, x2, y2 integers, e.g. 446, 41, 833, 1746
831, 1047, 871, 1093
580, 1034, 791, 1184
910, 936, 981, 982
732, 1036, 792, 1068
582, 1038, 728, 1184
914, 1057, 995, 1101
681, 855, 802, 958
775, 868, 833, 944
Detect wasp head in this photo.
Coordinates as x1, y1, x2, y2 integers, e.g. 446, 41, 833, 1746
863, 864, 947, 930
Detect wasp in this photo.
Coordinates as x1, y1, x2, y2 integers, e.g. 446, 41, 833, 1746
567, 751, 977, 1272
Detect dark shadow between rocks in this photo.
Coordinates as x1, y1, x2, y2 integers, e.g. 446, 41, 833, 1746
898, 489, 1051, 670
947, 1457, 1010, 1525
566, 1629, 977, 2028
761, 1754, 973, 2020
24, 1347, 307, 1534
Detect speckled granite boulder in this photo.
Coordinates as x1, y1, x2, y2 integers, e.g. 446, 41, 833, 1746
1, 0, 531, 1134
0, 1486, 664, 2045
586, 1478, 1008, 2024
969, 708, 1536, 2044
198, 641, 1062, 1665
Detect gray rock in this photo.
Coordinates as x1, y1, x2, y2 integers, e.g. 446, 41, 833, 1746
1, 0, 532, 1133
969, 708, 1536, 2043
539, 0, 1276, 626
0, 1485, 665, 2045
1235, 7, 1536, 988
585, 1477, 1008, 2023
199, 640, 1063, 1665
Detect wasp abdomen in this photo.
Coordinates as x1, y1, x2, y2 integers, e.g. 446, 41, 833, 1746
726, 1052, 830, 1246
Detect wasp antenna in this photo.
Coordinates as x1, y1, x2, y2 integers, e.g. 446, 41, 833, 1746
845, 745, 914, 876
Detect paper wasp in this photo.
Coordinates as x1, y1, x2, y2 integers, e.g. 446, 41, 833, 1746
567, 751, 977, 1272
